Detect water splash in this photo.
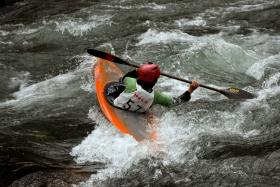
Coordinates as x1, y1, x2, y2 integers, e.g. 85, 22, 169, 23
0, 54, 94, 108
71, 107, 153, 186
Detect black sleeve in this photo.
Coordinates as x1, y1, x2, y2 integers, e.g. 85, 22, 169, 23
120, 70, 137, 82
171, 90, 191, 106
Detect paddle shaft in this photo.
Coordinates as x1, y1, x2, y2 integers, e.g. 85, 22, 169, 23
123, 61, 222, 93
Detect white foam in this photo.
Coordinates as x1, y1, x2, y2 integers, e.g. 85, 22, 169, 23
243, 129, 260, 138
194, 0, 277, 22
53, 15, 112, 36
0, 54, 94, 108
77, 55, 96, 93
258, 72, 280, 100
33, 8, 113, 37
18, 28, 40, 35
232, 52, 280, 124
102, 3, 166, 10
0, 41, 13, 45
263, 73, 280, 88
0, 30, 9, 36
137, 29, 194, 45
157, 109, 247, 164
247, 54, 280, 80
239, 72, 280, 116
0, 25, 42, 39
145, 3, 166, 10
175, 17, 207, 27
137, 29, 258, 74
8, 72, 30, 91
71, 107, 153, 186
225, 1, 276, 13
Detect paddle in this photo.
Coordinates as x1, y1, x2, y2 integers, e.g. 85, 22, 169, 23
87, 48, 256, 99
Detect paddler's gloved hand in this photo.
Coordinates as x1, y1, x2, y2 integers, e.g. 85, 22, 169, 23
170, 80, 199, 106
188, 80, 199, 93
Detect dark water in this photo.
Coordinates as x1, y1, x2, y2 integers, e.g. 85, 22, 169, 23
0, 0, 280, 186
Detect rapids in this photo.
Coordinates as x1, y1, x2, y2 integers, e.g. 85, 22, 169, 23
0, 0, 280, 186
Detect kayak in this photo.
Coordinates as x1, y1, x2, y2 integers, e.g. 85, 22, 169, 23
93, 57, 157, 141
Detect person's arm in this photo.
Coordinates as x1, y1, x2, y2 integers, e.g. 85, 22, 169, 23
154, 80, 199, 107
154, 91, 190, 107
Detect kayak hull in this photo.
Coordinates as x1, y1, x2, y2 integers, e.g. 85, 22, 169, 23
93, 58, 156, 141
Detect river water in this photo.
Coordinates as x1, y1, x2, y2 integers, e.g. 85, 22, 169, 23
0, 0, 280, 186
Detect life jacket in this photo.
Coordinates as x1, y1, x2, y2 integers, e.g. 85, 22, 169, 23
113, 83, 154, 113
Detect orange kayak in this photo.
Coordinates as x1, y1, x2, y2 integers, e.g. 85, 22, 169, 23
93, 57, 157, 141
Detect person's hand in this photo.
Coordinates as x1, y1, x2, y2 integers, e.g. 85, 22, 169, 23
188, 80, 199, 93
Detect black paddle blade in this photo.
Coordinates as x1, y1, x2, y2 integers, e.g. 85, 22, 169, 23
87, 48, 120, 62
221, 87, 256, 99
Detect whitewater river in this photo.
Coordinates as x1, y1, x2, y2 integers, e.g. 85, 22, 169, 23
1, 0, 280, 186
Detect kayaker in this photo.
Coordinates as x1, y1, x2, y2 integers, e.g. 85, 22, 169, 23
106, 63, 199, 113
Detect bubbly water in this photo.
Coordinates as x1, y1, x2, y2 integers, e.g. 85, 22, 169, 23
0, 0, 280, 186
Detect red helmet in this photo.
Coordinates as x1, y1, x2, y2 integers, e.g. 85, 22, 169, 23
137, 63, 160, 83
